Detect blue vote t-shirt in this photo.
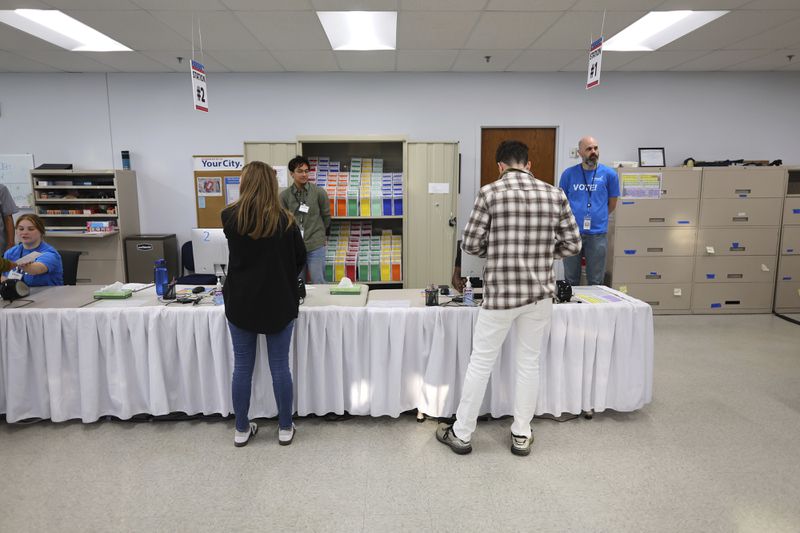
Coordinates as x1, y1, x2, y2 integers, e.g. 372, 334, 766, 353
558, 163, 619, 234
2, 241, 63, 286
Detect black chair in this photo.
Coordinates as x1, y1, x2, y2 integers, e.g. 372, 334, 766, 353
176, 241, 217, 285
58, 250, 81, 286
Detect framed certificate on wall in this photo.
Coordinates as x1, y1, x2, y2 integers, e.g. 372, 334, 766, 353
638, 147, 665, 167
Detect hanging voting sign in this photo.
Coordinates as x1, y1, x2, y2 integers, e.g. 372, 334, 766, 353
586, 37, 603, 90
191, 60, 208, 112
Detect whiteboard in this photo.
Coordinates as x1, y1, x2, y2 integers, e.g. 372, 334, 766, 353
0, 154, 34, 208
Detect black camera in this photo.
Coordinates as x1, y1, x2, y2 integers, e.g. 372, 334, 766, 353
556, 280, 572, 303
0, 279, 30, 302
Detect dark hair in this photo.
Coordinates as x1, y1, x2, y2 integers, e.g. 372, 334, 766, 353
495, 140, 529, 166
288, 156, 310, 173
16, 213, 47, 236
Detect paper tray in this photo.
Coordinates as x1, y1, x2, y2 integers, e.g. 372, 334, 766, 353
329, 286, 362, 295
93, 290, 133, 299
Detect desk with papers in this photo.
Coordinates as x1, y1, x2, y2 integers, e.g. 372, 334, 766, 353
0, 285, 652, 423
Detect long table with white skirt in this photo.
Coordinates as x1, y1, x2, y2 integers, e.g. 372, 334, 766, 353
0, 285, 653, 423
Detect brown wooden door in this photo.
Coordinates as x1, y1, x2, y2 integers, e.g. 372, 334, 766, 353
481, 127, 556, 186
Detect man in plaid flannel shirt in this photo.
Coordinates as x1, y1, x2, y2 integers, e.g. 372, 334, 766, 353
437, 140, 581, 456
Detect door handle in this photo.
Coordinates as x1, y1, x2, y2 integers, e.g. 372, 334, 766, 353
448, 214, 457, 227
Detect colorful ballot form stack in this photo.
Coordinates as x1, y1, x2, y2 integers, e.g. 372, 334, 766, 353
324, 221, 402, 283
307, 156, 403, 217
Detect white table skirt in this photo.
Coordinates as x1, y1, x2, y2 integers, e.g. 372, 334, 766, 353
0, 293, 653, 423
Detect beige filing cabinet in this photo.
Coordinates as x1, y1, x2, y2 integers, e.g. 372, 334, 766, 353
30, 169, 140, 284
612, 167, 700, 313
775, 172, 800, 312
692, 167, 786, 314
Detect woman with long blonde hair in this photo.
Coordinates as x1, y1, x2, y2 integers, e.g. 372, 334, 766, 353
221, 161, 306, 447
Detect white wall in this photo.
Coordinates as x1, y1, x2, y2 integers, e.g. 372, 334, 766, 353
1, 71, 798, 245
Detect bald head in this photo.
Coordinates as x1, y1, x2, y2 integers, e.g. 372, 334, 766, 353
578, 136, 599, 169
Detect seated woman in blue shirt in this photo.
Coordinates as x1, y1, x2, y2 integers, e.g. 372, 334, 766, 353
1, 214, 63, 286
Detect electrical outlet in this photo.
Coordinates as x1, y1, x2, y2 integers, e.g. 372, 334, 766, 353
569, 148, 579, 158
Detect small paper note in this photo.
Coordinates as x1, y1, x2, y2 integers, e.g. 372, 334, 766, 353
761, 264, 770, 272
428, 182, 450, 194
673, 288, 682, 296
706, 246, 715, 254
619, 285, 628, 294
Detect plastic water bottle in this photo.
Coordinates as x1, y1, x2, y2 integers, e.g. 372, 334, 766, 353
213, 277, 224, 306
154, 259, 168, 296
463, 279, 474, 306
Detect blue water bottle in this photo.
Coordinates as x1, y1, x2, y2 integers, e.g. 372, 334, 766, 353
154, 259, 168, 296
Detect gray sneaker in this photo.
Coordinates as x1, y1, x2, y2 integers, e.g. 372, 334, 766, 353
436, 423, 472, 455
511, 432, 534, 456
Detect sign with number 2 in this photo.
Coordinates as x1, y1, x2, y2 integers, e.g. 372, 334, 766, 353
191, 60, 208, 113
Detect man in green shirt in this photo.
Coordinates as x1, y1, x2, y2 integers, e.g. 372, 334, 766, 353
279, 156, 331, 284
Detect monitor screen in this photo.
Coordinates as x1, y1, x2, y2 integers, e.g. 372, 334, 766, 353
191, 228, 228, 276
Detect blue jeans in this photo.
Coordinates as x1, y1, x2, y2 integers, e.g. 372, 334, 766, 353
563, 233, 608, 286
228, 320, 294, 431
302, 245, 327, 284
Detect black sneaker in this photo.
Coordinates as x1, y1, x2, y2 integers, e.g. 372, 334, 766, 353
436, 423, 472, 455
510, 432, 533, 456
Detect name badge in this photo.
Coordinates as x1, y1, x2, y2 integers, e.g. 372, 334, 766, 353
583, 215, 592, 231
299, 203, 310, 214
8, 269, 23, 280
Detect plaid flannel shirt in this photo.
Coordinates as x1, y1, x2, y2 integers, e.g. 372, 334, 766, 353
462, 169, 581, 310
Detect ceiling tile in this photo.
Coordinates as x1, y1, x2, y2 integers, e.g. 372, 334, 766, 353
0, 0, 53, 7
531, 11, 644, 50
507, 49, 583, 71
671, 49, 770, 70
655, 0, 750, 8
140, 50, 228, 72
0, 49, 59, 71
401, 0, 488, 10
43, 0, 140, 8
271, 49, 338, 70
151, 11, 263, 51
206, 50, 284, 71
723, 48, 800, 69
334, 50, 395, 70
83, 51, 173, 71
310, 0, 397, 10
450, 49, 518, 70
724, 17, 800, 49
615, 50, 709, 70
397, 11, 480, 49
739, 0, 800, 8
560, 50, 644, 71
464, 11, 561, 50
0, 23, 65, 50
571, 0, 662, 10
15, 48, 117, 71
396, 49, 457, 70
129, 0, 227, 9
65, 10, 191, 50
485, 0, 576, 10
662, 10, 795, 50
234, 11, 330, 50
220, 0, 312, 9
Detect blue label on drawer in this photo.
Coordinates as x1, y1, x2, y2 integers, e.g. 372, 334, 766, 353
711, 303, 722, 308
788, 249, 795, 253
650, 272, 657, 275
784, 276, 793, 281
678, 220, 690, 224
706, 274, 716, 279
732, 242, 740, 248
793, 209, 800, 214
738, 194, 747, 198
624, 249, 637, 255
622, 201, 635, 205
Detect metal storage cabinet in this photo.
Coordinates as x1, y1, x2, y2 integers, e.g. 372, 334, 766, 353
612, 167, 701, 314
692, 167, 786, 314
775, 174, 800, 313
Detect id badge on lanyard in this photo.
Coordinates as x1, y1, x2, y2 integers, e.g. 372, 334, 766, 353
583, 215, 592, 231
298, 202, 309, 238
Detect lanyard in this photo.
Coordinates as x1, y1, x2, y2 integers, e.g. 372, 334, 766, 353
293, 185, 308, 225
581, 167, 597, 208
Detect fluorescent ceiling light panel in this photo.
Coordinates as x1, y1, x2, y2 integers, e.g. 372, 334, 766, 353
317, 11, 396, 51
0, 9, 131, 52
604, 11, 728, 52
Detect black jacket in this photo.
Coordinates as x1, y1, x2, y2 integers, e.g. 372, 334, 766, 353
222, 207, 306, 334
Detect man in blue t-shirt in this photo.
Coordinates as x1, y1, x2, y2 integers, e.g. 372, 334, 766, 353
558, 136, 619, 286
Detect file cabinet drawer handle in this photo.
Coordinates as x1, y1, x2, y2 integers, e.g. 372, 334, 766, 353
735, 189, 751, 195
732, 216, 748, 222
726, 274, 743, 279
724, 300, 741, 305
645, 301, 660, 306
646, 247, 663, 253
645, 274, 662, 280
648, 217, 665, 223
729, 247, 745, 252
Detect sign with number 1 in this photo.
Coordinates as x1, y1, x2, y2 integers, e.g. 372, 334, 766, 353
191, 60, 208, 112
586, 37, 603, 90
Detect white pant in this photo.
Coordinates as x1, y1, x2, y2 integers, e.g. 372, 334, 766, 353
453, 299, 552, 441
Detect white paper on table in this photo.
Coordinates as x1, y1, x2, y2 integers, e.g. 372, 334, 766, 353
14, 251, 42, 265
121, 283, 154, 292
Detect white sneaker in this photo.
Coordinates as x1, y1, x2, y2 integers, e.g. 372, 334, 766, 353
234, 422, 258, 447
278, 423, 296, 446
